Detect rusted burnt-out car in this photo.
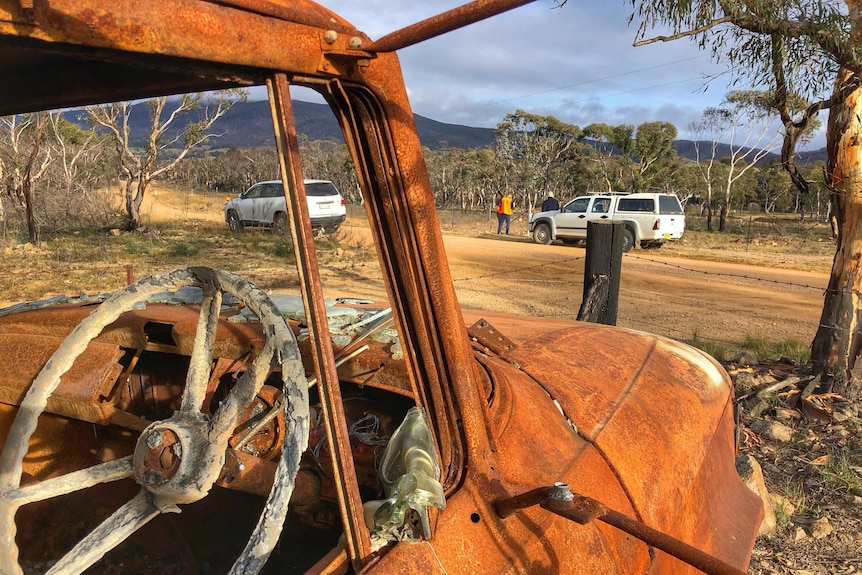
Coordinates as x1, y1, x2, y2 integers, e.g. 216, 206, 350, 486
0, 1, 763, 574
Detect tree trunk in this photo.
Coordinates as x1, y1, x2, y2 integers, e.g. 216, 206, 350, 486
21, 113, 47, 243
810, 70, 862, 402
22, 178, 37, 243
126, 178, 147, 231
718, 200, 728, 232
0, 194, 6, 237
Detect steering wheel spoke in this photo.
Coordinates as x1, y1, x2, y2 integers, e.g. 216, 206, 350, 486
181, 285, 223, 414
45, 490, 164, 575
8, 456, 134, 507
209, 339, 276, 447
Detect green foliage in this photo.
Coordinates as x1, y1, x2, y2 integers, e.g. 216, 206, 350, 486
168, 240, 201, 257
629, 2, 849, 100
494, 110, 589, 208
690, 329, 727, 361
273, 238, 293, 258
122, 236, 152, 255
776, 338, 811, 365
742, 334, 772, 358
821, 447, 862, 493
741, 333, 812, 365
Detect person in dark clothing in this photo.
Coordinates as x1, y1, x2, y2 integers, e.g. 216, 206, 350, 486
541, 191, 560, 212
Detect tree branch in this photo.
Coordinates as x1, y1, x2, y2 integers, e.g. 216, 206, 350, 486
633, 16, 732, 46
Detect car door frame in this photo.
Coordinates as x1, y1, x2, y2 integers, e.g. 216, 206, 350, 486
554, 196, 591, 238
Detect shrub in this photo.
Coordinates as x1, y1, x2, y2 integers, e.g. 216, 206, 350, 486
169, 240, 201, 257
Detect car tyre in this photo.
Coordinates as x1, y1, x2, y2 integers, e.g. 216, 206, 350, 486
622, 228, 635, 253
227, 210, 243, 233
533, 223, 552, 245
273, 212, 287, 235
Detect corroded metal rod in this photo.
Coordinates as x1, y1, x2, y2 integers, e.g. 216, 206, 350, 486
366, 0, 537, 52
496, 483, 749, 575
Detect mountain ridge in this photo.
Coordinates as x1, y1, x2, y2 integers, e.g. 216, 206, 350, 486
68, 99, 827, 164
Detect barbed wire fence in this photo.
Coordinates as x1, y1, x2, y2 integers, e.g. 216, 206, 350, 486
452, 252, 826, 349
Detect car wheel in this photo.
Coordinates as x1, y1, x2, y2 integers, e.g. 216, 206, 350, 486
227, 210, 243, 233
532, 223, 552, 245
273, 212, 287, 235
621, 228, 635, 253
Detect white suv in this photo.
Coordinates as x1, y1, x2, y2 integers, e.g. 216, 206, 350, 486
224, 179, 346, 234
529, 192, 685, 252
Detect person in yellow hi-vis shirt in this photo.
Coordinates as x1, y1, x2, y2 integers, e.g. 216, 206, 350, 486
495, 192, 513, 234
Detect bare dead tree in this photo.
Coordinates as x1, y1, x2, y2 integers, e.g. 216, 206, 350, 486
87, 90, 245, 231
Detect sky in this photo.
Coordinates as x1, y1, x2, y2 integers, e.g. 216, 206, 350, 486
285, 0, 827, 150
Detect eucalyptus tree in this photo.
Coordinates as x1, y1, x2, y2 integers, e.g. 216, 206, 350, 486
495, 110, 582, 210
631, 121, 678, 190
581, 121, 677, 192
630, 0, 862, 400
753, 163, 792, 213
0, 112, 51, 241
424, 147, 503, 210
468, 148, 508, 210
697, 92, 782, 231
582, 123, 634, 193
424, 147, 466, 208
688, 116, 721, 230
647, 155, 697, 204
45, 112, 113, 228
87, 90, 245, 231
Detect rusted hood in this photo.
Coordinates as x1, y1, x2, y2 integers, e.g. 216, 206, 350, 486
462, 309, 763, 571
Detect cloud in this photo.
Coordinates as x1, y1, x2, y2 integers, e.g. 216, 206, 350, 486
290, 0, 827, 149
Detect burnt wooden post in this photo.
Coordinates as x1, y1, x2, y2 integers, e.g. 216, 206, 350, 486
577, 220, 623, 325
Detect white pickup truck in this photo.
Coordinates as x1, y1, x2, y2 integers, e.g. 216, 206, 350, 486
529, 193, 686, 252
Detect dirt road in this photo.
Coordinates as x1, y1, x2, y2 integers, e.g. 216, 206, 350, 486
329, 221, 827, 352
145, 190, 828, 351
451, 234, 825, 347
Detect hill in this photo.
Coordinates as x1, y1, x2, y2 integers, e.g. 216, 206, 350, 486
66, 99, 496, 151
68, 98, 827, 163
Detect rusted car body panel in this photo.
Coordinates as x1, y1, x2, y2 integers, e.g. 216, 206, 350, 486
0, 0, 761, 573
0, 300, 761, 574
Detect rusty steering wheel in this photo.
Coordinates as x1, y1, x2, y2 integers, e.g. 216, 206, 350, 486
0, 267, 309, 575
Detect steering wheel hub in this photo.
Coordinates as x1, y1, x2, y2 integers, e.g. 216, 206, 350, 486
135, 427, 183, 487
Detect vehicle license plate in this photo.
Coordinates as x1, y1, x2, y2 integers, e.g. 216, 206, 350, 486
663, 233, 672, 239
317, 202, 332, 210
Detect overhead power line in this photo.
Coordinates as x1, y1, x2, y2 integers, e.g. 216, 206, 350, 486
440, 54, 711, 118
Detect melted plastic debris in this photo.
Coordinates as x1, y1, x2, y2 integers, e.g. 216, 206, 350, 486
229, 293, 359, 325
365, 407, 446, 545
370, 328, 399, 345
331, 335, 352, 347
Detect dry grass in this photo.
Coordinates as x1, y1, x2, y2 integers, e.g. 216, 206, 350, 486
0, 221, 359, 306
664, 214, 835, 273
1, 201, 835, 306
